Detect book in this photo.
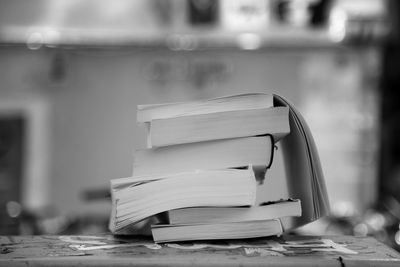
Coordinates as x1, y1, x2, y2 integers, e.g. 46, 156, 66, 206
147, 106, 290, 148
167, 199, 301, 225
132, 135, 274, 176
274, 94, 330, 229
151, 219, 284, 243
137, 93, 274, 123
109, 167, 258, 233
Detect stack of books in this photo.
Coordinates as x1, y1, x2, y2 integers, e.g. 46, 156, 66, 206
109, 93, 329, 243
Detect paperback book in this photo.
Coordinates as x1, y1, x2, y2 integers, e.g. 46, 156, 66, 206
109, 167, 257, 233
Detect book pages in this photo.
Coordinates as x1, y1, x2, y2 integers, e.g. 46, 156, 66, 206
274, 94, 330, 230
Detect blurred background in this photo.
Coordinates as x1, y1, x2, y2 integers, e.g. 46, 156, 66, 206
0, 0, 399, 251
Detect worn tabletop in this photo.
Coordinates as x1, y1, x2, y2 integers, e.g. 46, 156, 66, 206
1, 235, 400, 266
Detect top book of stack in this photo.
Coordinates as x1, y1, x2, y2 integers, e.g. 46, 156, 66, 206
137, 93, 290, 148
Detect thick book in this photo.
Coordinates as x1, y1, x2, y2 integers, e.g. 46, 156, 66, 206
132, 135, 274, 176
146, 106, 289, 148
151, 219, 284, 243
168, 199, 301, 225
109, 167, 258, 233
137, 93, 274, 123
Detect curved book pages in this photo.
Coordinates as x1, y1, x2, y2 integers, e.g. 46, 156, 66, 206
109, 167, 258, 233
274, 94, 330, 229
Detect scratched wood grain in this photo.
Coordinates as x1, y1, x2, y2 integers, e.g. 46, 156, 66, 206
0, 235, 399, 267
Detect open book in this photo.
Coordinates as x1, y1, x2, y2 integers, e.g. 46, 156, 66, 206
274, 94, 330, 229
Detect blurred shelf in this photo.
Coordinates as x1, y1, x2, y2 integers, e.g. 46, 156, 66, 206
0, 26, 344, 50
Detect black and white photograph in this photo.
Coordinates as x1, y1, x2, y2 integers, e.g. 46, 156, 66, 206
0, 0, 399, 266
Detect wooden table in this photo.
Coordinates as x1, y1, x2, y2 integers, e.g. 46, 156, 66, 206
1, 235, 400, 266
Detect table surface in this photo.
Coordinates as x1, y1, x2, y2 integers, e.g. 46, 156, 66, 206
1, 235, 400, 266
